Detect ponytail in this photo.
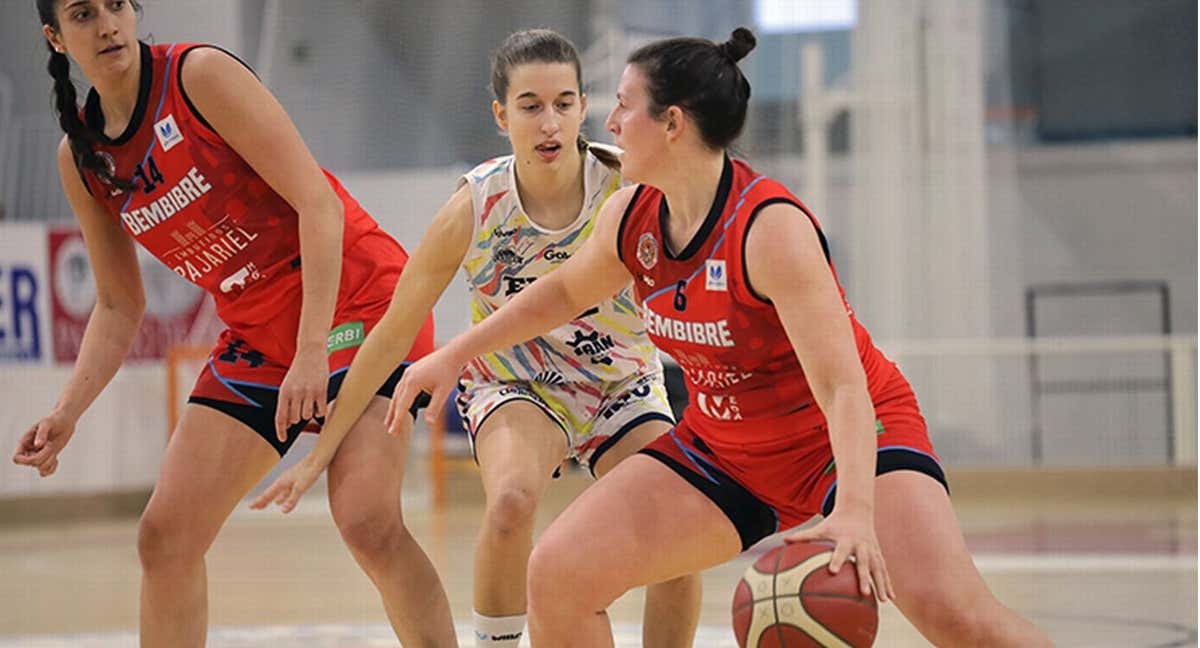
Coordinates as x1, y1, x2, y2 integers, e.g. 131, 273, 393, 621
46, 46, 134, 190
577, 135, 621, 172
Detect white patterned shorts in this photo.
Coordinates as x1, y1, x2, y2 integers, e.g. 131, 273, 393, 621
457, 371, 674, 475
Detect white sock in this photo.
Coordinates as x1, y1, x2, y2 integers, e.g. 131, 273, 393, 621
473, 611, 526, 648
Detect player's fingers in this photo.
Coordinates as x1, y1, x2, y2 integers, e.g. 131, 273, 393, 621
287, 389, 303, 426
828, 540, 852, 574
867, 548, 888, 602
27, 441, 57, 467
33, 421, 50, 449
390, 409, 414, 438
871, 559, 889, 602
393, 377, 418, 421
250, 482, 282, 510
296, 393, 311, 422
273, 484, 292, 507
424, 384, 450, 426
281, 484, 304, 513
274, 402, 290, 442
876, 551, 895, 601
38, 457, 59, 477
13, 429, 38, 463
296, 388, 313, 422
383, 396, 399, 431
305, 384, 323, 420
784, 529, 813, 544
313, 390, 328, 419
853, 545, 874, 598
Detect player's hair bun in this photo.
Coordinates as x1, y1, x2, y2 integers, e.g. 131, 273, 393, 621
719, 27, 757, 63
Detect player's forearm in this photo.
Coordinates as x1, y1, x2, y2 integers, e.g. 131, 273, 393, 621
294, 195, 345, 354
442, 272, 583, 364
306, 308, 425, 466
823, 385, 878, 515
52, 302, 143, 422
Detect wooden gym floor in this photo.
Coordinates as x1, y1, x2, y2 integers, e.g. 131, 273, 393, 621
0, 463, 1194, 647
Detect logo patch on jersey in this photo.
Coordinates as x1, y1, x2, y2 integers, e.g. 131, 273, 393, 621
492, 247, 523, 266
705, 259, 727, 291
218, 261, 262, 293
697, 393, 743, 421
502, 275, 536, 296
154, 114, 184, 152
327, 321, 365, 352
641, 274, 656, 287
637, 232, 658, 270
565, 329, 615, 366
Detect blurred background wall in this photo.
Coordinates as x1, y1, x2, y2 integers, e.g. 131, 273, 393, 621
0, 0, 1194, 497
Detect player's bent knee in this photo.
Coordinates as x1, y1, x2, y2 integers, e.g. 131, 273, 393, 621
527, 545, 585, 613
905, 589, 990, 645
137, 508, 203, 570
483, 485, 541, 536
332, 505, 408, 560
527, 539, 624, 615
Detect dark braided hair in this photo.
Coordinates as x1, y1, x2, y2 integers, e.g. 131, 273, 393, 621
36, 0, 139, 190
628, 27, 757, 150
490, 29, 620, 171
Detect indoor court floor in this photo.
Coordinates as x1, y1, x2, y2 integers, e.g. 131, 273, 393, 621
1, 466, 1195, 647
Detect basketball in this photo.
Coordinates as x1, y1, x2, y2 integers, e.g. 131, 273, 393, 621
732, 541, 878, 648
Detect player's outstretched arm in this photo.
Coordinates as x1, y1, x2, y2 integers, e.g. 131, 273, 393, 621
391, 185, 639, 428
12, 137, 146, 478
745, 202, 893, 603
251, 186, 473, 513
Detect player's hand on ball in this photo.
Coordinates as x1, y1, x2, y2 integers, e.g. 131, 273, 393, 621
785, 510, 894, 603
12, 411, 76, 478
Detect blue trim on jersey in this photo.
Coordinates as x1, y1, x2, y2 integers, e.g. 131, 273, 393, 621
820, 476, 836, 516
706, 175, 767, 262
641, 175, 767, 309
206, 358, 263, 407
644, 280, 681, 304
121, 45, 178, 214
668, 429, 721, 485
587, 412, 675, 478
819, 444, 943, 514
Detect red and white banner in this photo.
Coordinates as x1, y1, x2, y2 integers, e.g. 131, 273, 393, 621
48, 228, 216, 363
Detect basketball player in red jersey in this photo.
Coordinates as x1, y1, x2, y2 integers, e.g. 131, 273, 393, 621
13, 2, 456, 646
396, 27, 1053, 647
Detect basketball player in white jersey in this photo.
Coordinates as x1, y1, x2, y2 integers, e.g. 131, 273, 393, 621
252, 29, 701, 648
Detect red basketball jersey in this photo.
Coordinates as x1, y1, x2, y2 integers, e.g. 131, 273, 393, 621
617, 157, 899, 438
78, 42, 382, 330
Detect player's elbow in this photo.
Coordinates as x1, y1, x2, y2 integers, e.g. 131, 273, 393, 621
810, 371, 869, 413
297, 185, 344, 231
96, 290, 146, 327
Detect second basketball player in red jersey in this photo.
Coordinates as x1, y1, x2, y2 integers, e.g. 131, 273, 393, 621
13, 2, 455, 646
396, 28, 1053, 647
